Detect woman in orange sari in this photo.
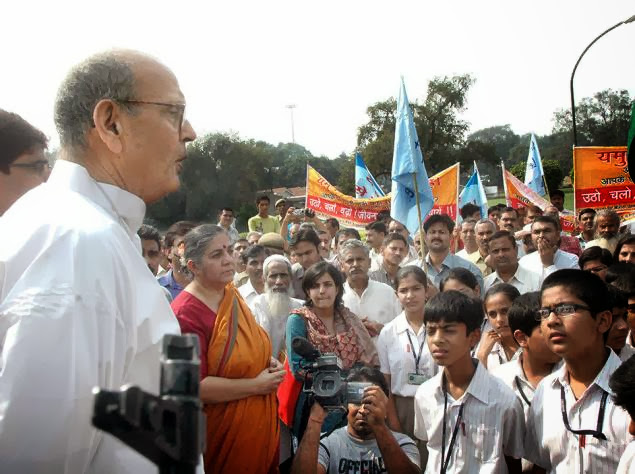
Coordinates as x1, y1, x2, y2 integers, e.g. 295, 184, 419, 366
171, 224, 284, 473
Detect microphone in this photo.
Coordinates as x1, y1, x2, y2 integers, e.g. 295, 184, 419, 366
292, 337, 321, 361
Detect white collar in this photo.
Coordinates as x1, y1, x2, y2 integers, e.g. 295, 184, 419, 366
48, 160, 146, 238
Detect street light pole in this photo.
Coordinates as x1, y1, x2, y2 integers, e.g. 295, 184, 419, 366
570, 14, 635, 146
286, 104, 296, 143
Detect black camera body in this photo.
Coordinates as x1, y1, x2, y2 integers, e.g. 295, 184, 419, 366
292, 337, 371, 412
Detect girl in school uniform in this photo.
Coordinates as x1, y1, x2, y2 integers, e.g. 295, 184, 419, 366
377, 265, 438, 463
477, 283, 521, 371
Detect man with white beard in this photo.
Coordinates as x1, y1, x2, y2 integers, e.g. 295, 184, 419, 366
249, 255, 303, 361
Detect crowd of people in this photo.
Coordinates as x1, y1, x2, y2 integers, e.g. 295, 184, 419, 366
1, 49, 635, 474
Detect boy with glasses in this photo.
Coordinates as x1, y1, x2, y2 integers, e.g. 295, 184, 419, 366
525, 269, 629, 473
0, 109, 49, 215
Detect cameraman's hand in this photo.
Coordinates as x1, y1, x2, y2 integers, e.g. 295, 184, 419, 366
359, 385, 388, 430
309, 399, 327, 425
285, 207, 300, 223
253, 368, 285, 395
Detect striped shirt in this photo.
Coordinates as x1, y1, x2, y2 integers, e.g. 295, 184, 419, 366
524, 350, 630, 473
414, 360, 525, 473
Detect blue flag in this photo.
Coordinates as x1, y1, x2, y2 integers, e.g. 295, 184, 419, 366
355, 153, 385, 199
458, 162, 488, 219
390, 79, 434, 235
525, 134, 546, 196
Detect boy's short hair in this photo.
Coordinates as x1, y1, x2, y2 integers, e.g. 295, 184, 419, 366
137, 224, 161, 249
608, 285, 627, 310
256, 195, 270, 205
460, 203, 481, 220
487, 205, 499, 216
347, 366, 389, 397
550, 189, 565, 199
489, 230, 517, 248
382, 232, 408, 248
508, 291, 541, 340
241, 244, 268, 264
365, 221, 387, 234
541, 269, 611, 317
439, 267, 479, 292
290, 228, 321, 250
532, 215, 560, 232
606, 262, 635, 288
424, 290, 483, 333
423, 214, 455, 233
609, 355, 635, 419
579, 246, 613, 270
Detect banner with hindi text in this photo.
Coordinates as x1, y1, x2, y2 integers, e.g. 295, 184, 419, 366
429, 163, 459, 221
573, 146, 635, 223
306, 165, 390, 227
503, 167, 575, 233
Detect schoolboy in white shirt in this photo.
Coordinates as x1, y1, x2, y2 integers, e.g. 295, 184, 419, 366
609, 354, 635, 474
524, 269, 630, 473
414, 290, 525, 473
492, 291, 561, 419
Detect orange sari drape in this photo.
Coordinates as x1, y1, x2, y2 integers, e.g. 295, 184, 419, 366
204, 284, 279, 474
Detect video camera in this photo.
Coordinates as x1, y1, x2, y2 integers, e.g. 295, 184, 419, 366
292, 336, 371, 412
92, 334, 205, 474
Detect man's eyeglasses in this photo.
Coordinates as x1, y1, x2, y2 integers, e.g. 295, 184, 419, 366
10, 160, 51, 175
535, 303, 592, 321
119, 100, 187, 133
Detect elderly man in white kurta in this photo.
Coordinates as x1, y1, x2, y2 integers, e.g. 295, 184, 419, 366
340, 239, 401, 338
0, 50, 196, 473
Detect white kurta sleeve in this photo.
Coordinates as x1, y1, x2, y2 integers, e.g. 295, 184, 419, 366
0, 239, 127, 473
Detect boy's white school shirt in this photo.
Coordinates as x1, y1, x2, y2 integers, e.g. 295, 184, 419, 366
413, 360, 525, 473
524, 349, 630, 473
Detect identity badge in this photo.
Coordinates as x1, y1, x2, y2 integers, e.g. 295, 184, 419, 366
407, 373, 428, 385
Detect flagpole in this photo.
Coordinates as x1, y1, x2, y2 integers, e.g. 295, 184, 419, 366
411, 172, 425, 258
501, 160, 510, 206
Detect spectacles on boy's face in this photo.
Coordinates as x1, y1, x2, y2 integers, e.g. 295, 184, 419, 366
10, 159, 51, 176
535, 303, 592, 321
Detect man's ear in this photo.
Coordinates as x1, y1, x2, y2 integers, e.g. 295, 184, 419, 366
596, 309, 613, 336
513, 329, 529, 349
468, 327, 482, 349
93, 99, 123, 154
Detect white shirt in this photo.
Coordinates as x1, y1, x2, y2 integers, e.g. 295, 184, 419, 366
455, 248, 473, 260
617, 441, 635, 474
485, 343, 521, 372
342, 279, 401, 325
0, 161, 186, 473
414, 361, 525, 473
483, 264, 542, 295
369, 248, 383, 271
238, 279, 260, 306
619, 344, 635, 362
377, 311, 438, 397
518, 249, 579, 282
249, 293, 303, 360
525, 350, 630, 473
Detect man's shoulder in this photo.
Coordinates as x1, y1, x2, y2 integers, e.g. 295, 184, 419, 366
367, 279, 396, 294
483, 368, 522, 408
490, 359, 520, 387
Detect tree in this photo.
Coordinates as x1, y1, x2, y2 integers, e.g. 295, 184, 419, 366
509, 158, 564, 195
468, 125, 520, 159
552, 89, 632, 146
355, 74, 475, 180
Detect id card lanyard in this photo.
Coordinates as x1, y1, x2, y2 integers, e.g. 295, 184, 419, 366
560, 386, 608, 448
441, 374, 464, 474
406, 329, 427, 375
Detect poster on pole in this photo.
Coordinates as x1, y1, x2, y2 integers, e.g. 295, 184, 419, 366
305, 164, 461, 228
306, 165, 390, 228
573, 146, 635, 223
428, 163, 459, 221
503, 167, 576, 233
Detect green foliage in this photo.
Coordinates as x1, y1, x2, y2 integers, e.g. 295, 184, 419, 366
552, 89, 632, 146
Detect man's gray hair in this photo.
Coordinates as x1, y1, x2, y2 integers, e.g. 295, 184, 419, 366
54, 51, 138, 149
475, 218, 496, 231
594, 209, 620, 227
339, 239, 370, 258
182, 224, 227, 277
263, 254, 292, 278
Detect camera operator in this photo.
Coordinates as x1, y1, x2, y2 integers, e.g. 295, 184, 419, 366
291, 366, 420, 474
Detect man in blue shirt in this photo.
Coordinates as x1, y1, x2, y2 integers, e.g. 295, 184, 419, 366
158, 220, 196, 299
420, 214, 484, 291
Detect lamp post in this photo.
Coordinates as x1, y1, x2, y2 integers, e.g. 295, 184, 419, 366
286, 104, 296, 143
570, 14, 635, 146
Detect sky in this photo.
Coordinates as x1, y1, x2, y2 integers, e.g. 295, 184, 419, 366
1, 0, 634, 158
